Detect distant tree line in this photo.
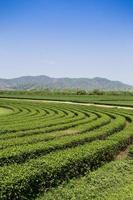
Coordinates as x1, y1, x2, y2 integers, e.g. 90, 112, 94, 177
0, 88, 133, 96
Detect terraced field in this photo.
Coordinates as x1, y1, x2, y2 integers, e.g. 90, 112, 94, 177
0, 99, 133, 200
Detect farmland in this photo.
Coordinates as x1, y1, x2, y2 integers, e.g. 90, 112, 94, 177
0, 90, 133, 107
0, 97, 133, 199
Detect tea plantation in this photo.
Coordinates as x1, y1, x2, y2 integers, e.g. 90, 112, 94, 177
0, 98, 132, 199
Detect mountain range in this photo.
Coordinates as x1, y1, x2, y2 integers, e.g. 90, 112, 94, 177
0, 75, 132, 91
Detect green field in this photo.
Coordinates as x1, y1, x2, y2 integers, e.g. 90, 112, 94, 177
0, 90, 133, 107
0, 97, 133, 200
0, 107, 12, 115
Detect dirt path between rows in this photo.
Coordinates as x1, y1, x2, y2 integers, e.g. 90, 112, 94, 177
42, 100, 133, 110
115, 145, 133, 160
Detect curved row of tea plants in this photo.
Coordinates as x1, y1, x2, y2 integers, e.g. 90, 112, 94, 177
37, 158, 133, 200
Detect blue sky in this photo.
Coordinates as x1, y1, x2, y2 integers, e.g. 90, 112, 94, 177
0, 0, 133, 84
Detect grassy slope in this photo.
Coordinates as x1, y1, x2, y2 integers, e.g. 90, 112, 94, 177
0, 107, 12, 115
